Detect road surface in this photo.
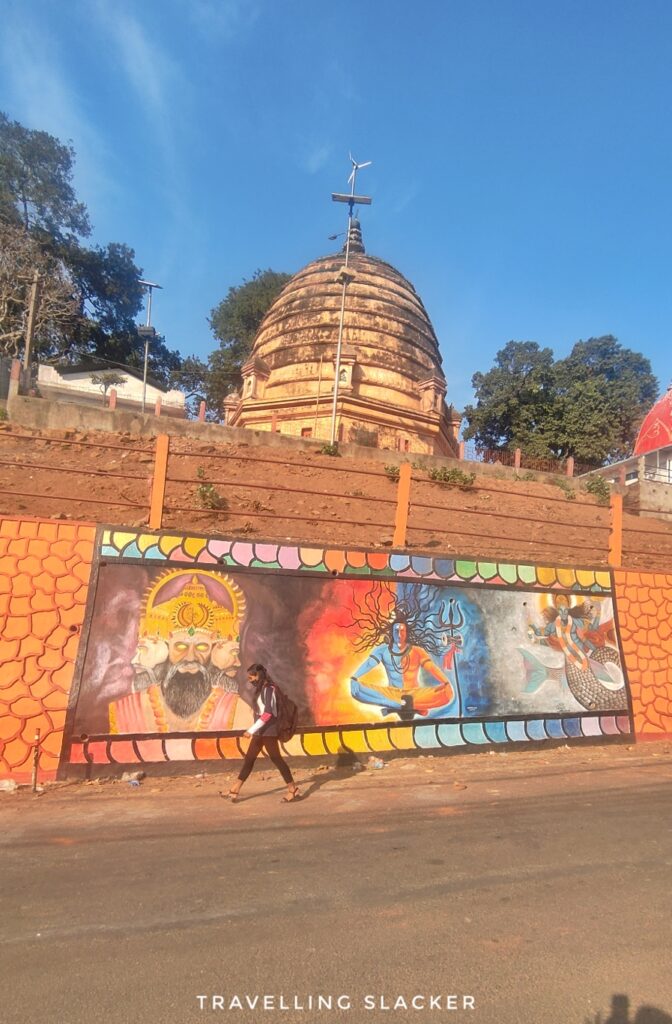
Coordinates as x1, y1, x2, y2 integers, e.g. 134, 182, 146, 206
2, 743, 671, 1024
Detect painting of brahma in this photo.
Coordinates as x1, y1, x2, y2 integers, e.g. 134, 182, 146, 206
108, 569, 253, 734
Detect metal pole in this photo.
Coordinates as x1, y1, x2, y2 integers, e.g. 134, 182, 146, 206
330, 273, 349, 446
329, 170, 357, 447
31, 728, 41, 793
142, 286, 152, 414
23, 270, 42, 373
142, 333, 150, 414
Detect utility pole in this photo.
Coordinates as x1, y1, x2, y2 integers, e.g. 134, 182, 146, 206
23, 270, 42, 375
138, 279, 162, 414
329, 155, 372, 446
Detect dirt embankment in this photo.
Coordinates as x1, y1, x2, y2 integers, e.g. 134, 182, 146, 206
1, 422, 671, 570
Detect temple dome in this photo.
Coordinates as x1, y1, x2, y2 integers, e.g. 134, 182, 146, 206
228, 221, 459, 456
634, 385, 672, 455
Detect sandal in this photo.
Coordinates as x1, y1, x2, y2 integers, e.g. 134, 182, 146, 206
222, 789, 240, 803
281, 787, 300, 803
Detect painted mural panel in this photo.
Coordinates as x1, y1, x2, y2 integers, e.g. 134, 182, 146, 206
63, 528, 633, 768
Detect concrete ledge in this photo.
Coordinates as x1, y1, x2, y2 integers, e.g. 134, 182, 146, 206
7, 394, 566, 483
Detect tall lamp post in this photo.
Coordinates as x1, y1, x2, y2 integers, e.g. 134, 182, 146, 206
329, 155, 372, 446
138, 279, 162, 414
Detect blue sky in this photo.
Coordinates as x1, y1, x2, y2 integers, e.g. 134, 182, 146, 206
1, 0, 671, 411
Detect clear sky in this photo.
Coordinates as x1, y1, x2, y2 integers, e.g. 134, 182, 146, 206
1, 0, 671, 411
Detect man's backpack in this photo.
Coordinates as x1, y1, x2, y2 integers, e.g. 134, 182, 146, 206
273, 684, 299, 743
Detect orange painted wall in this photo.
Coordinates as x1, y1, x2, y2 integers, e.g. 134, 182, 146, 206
2, 512, 672, 783
614, 570, 672, 738
0, 517, 95, 781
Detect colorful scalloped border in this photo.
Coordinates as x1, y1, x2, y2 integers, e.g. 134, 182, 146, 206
68, 713, 632, 766
100, 529, 613, 592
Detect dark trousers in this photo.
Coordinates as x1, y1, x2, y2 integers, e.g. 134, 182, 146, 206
238, 735, 294, 785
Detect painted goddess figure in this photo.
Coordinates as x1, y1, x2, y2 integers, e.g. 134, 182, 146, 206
525, 594, 626, 712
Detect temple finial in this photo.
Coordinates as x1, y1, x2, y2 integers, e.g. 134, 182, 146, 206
343, 216, 365, 255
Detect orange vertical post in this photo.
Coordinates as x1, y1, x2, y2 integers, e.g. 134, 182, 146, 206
149, 434, 170, 530
393, 462, 412, 548
608, 493, 623, 567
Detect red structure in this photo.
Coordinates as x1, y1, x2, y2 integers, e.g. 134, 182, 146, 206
634, 385, 672, 455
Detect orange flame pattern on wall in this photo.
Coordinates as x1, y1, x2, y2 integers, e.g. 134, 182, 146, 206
0, 518, 95, 781
614, 570, 672, 737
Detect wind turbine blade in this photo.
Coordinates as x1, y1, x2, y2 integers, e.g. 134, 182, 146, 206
358, 160, 372, 169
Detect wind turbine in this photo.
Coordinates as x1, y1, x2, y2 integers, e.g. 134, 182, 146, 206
348, 153, 372, 192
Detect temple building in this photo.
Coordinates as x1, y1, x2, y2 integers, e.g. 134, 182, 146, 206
633, 383, 672, 472
223, 220, 461, 456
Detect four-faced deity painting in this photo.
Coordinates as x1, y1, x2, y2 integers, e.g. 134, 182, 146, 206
70, 561, 628, 740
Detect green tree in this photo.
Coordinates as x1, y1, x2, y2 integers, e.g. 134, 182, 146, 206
208, 269, 291, 411
0, 111, 90, 240
0, 112, 183, 383
463, 336, 659, 465
58, 242, 181, 385
62, 240, 183, 383
169, 355, 211, 417
463, 341, 556, 452
90, 370, 127, 400
65, 241, 144, 334
553, 336, 659, 462
0, 221, 79, 358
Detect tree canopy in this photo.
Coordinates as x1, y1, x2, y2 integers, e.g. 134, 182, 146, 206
0, 222, 79, 358
0, 111, 181, 384
0, 111, 90, 241
90, 370, 127, 398
207, 269, 291, 411
463, 337, 659, 465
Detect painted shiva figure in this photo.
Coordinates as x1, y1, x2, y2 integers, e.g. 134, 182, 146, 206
348, 587, 462, 721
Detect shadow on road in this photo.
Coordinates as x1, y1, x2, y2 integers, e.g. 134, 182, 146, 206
297, 752, 366, 800
587, 994, 672, 1023
220, 753, 360, 804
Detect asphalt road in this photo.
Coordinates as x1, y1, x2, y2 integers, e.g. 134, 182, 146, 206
2, 749, 672, 1024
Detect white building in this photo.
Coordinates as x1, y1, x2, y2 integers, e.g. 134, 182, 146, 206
37, 362, 186, 418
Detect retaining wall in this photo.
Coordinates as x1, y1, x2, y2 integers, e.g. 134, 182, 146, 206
1, 514, 671, 783
6, 395, 562, 482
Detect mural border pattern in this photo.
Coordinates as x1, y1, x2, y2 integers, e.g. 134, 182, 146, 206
70, 712, 632, 767
100, 528, 613, 592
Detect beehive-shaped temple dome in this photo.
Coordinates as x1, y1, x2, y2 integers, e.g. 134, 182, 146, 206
225, 221, 460, 456
634, 385, 672, 455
